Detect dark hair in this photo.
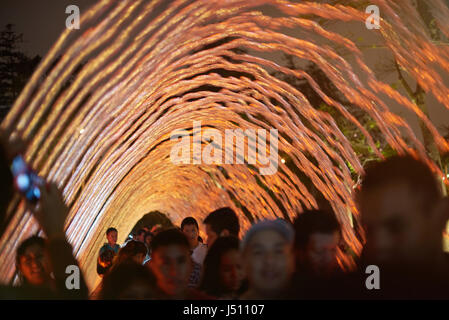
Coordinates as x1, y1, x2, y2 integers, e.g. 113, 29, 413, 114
293, 210, 341, 250
357, 155, 441, 211
114, 240, 147, 266
151, 228, 190, 253
200, 236, 245, 297
16, 236, 46, 284
144, 232, 153, 253
16, 236, 46, 266
137, 228, 146, 236
204, 207, 240, 237
0, 142, 13, 235
100, 261, 156, 299
181, 217, 199, 231
106, 227, 117, 236
97, 249, 115, 276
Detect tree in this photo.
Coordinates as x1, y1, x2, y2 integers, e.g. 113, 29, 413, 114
0, 24, 41, 120
321, 0, 449, 194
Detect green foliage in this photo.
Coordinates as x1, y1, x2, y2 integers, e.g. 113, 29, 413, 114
272, 56, 396, 179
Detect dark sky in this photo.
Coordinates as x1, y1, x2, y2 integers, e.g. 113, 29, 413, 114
0, 0, 96, 57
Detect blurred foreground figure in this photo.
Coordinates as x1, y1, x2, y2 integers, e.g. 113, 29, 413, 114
114, 240, 147, 266
149, 229, 212, 299
93, 241, 147, 299
16, 236, 54, 294
0, 132, 88, 299
293, 209, 341, 277
99, 262, 157, 299
357, 155, 449, 299
200, 236, 246, 299
239, 219, 295, 300
289, 209, 347, 299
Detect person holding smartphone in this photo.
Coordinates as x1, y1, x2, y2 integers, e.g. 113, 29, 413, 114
0, 129, 88, 299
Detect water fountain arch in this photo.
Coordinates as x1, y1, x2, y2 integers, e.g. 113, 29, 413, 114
1, 0, 448, 290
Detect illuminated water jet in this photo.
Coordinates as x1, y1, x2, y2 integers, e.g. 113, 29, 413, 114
1, 0, 448, 291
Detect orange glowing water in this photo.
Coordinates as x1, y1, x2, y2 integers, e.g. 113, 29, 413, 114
1, 0, 448, 290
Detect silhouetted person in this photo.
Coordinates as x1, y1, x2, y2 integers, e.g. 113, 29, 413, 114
97, 248, 115, 276
239, 219, 295, 300
200, 236, 246, 299
356, 155, 449, 299
99, 261, 157, 300
290, 209, 355, 299
113, 240, 148, 268
204, 207, 240, 247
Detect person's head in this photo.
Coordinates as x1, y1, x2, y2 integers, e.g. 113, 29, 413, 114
293, 209, 341, 276
98, 249, 115, 276
151, 224, 163, 236
200, 236, 245, 297
100, 261, 156, 299
106, 227, 118, 246
357, 155, 449, 267
181, 217, 200, 247
0, 141, 13, 236
16, 236, 52, 287
135, 228, 146, 243
144, 232, 153, 249
241, 219, 295, 298
204, 207, 240, 247
149, 229, 192, 298
115, 240, 147, 266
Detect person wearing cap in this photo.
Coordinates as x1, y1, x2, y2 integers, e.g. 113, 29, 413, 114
239, 219, 295, 300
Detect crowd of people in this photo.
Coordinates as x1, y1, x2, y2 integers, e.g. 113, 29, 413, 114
0, 131, 449, 300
